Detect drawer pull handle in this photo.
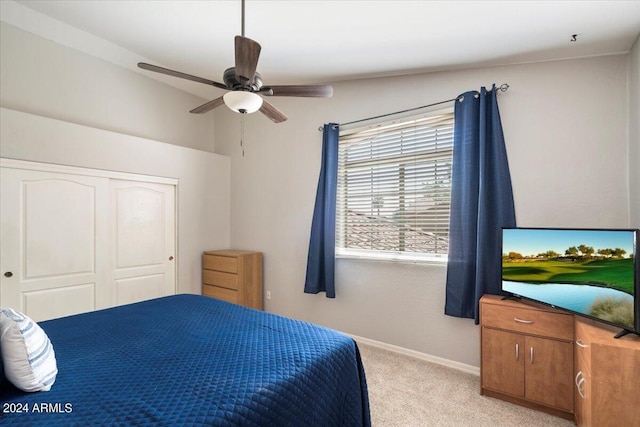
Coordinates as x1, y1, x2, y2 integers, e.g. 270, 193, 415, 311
577, 377, 586, 399
514, 318, 535, 324
530, 347, 534, 364
575, 370, 583, 387
576, 339, 588, 348
515, 343, 519, 361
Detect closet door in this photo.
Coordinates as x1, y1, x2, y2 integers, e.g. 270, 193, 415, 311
110, 180, 176, 305
0, 167, 110, 321
1, 161, 177, 321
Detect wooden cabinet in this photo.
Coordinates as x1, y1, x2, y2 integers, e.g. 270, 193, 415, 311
202, 250, 263, 310
574, 317, 640, 427
480, 295, 575, 420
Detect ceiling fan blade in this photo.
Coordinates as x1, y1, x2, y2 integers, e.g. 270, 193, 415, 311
235, 36, 261, 84
259, 100, 288, 123
190, 96, 225, 114
260, 85, 333, 98
138, 62, 228, 90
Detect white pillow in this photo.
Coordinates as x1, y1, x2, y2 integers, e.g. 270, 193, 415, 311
0, 307, 58, 392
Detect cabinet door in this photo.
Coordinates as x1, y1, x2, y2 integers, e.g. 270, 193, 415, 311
482, 328, 524, 397
591, 343, 640, 427
525, 336, 574, 412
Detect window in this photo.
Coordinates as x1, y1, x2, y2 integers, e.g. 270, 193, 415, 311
336, 109, 454, 262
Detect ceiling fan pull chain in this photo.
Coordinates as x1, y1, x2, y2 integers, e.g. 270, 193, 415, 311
240, 114, 245, 157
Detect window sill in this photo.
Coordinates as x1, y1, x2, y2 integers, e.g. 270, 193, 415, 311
335, 252, 447, 266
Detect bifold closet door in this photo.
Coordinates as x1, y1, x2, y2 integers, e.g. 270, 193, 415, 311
0, 167, 110, 321
110, 180, 175, 305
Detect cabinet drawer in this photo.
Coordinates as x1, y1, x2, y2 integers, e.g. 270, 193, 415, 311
203, 284, 238, 304
203, 254, 238, 273
482, 303, 573, 340
203, 270, 238, 290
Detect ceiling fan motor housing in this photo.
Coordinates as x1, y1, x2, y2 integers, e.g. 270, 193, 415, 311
223, 67, 263, 92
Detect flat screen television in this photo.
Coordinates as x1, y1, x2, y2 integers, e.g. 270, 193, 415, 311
501, 227, 639, 338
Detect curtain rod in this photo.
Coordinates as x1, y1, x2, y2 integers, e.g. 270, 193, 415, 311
317, 83, 509, 131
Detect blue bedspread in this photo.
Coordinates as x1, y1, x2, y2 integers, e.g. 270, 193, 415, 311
0, 294, 370, 426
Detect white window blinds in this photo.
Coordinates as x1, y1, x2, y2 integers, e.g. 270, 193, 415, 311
336, 109, 454, 261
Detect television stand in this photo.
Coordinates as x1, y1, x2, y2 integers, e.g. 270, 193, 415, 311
614, 329, 640, 339
480, 295, 640, 426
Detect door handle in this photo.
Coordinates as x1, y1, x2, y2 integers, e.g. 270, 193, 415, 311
169, 256, 174, 261
3, 271, 13, 278
576, 339, 588, 348
577, 378, 586, 399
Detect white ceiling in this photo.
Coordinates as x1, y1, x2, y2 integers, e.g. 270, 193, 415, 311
4, 1, 640, 100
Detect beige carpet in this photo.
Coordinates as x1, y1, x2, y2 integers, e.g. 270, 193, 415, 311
357, 342, 576, 427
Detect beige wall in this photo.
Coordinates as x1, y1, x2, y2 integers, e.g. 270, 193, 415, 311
215, 55, 630, 367
0, 22, 217, 153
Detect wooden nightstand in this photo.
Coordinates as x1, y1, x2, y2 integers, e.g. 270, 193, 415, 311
202, 250, 263, 310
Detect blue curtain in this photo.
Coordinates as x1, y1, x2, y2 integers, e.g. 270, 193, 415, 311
445, 85, 516, 322
304, 123, 339, 298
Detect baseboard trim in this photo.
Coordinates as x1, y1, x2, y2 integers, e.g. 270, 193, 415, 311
349, 334, 480, 377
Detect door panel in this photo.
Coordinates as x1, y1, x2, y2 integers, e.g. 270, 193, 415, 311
22, 283, 95, 322
115, 187, 165, 269
111, 180, 175, 304
24, 179, 95, 278
0, 168, 109, 319
115, 274, 165, 306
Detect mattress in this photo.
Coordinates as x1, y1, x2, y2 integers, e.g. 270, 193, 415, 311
0, 294, 370, 426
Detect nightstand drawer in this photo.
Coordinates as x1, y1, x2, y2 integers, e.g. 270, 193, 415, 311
203, 254, 238, 273
482, 302, 573, 340
203, 284, 238, 304
203, 270, 238, 290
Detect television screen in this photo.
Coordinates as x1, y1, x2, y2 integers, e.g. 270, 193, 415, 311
501, 228, 639, 334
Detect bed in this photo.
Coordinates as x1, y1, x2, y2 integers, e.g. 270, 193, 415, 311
0, 294, 370, 426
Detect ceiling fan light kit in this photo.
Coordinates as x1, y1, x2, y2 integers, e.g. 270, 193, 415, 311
137, 0, 332, 123
223, 91, 263, 114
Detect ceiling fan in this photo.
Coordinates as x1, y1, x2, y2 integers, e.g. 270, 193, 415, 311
137, 0, 333, 123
